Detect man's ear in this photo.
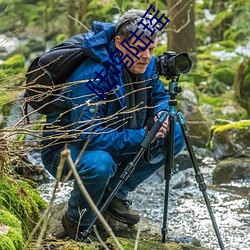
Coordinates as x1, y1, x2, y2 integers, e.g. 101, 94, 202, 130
114, 36, 122, 48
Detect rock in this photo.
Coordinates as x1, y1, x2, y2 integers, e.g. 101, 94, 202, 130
209, 120, 250, 160
44, 202, 211, 250
179, 100, 211, 148
170, 168, 193, 189
181, 89, 199, 105
213, 157, 250, 184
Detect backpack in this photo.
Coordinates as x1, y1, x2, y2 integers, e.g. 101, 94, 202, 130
24, 34, 87, 115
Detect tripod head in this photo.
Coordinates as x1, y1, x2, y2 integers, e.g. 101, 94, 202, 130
168, 76, 182, 100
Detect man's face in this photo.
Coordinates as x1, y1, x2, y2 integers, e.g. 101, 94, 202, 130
115, 35, 157, 74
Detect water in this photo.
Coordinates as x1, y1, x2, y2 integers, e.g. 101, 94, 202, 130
38, 157, 250, 250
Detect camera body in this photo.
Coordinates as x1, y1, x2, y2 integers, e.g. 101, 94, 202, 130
156, 51, 192, 79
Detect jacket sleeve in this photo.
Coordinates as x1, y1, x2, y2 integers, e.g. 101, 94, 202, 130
65, 63, 146, 156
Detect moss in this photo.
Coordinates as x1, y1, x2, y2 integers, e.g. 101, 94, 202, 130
213, 67, 235, 86
0, 235, 16, 250
0, 209, 21, 229
199, 95, 224, 107
213, 120, 250, 133
7, 228, 24, 249
0, 209, 24, 249
106, 237, 208, 250
0, 175, 47, 239
209, 120, 250, 151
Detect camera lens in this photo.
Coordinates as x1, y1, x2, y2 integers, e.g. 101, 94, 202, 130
174, 53, 192, 73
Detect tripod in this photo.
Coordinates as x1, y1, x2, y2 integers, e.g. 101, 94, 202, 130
162, 77, 225, 249
82, 77, 225, 249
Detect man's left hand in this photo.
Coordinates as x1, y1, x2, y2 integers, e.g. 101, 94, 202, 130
154, 111, 169, 139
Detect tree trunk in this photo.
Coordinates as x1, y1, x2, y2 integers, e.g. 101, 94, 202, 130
67, 0, 77, 36
167, 0, 196, 63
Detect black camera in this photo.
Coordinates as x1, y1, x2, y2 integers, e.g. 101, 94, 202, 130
156, 51, 192, 79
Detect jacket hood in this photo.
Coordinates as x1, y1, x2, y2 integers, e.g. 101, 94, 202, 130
82, 21, 116, 63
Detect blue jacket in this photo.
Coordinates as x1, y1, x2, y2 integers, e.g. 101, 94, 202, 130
44, 21, 170, 156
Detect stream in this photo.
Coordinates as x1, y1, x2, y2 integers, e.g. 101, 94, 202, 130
38, 155, 250, 250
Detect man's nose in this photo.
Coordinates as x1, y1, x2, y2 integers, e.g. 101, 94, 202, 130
141, 49, 151, 60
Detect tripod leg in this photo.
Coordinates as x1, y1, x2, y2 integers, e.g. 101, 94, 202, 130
177, 112, 225, 250
162, 114, 175, 243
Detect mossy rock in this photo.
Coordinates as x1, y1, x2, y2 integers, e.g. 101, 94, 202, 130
209, 120, 250, 160
106, 237, 210, 250
199, 92, 248, 122
0, 174, 47, 239
0, 209, 24, 250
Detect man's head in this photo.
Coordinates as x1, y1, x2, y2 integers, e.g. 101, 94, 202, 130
115, 10, 160, 75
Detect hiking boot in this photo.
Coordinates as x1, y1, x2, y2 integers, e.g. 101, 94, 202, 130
105, 196, 140, 225
61, 213, 97, 243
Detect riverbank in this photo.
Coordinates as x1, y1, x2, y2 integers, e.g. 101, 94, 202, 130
38, 155, 250, 250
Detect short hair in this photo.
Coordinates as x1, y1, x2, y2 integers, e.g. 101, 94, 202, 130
115, 9, 160, 39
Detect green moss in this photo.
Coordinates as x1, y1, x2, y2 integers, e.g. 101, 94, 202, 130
209, 120, 250, 150
0, 209, 24, 249
213, 67, 235, 86
0, 175, 47, 239
213, 120, 250, 133
7, 228, 24, 249
0, 235, 16, 250
199, 95, 224, 107
106, 237, 207, 250
0, 209, 21, 229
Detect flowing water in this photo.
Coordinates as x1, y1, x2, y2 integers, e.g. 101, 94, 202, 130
38, 156, 250, 250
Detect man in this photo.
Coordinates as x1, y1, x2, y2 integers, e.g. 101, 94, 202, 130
41, 9, 185, 241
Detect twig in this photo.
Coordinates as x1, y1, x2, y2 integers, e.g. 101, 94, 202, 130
68, 14, 90, 31
134, 220, 142, 250
93, 225, 110, 250
61, 148, 124, 250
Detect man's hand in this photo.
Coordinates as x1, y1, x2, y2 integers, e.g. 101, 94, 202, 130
154, 111, 169, 139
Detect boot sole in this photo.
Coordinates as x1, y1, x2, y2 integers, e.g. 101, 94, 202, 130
105, 210, 140, 225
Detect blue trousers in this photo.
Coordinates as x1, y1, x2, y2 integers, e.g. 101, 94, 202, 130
41, 123, 185, 226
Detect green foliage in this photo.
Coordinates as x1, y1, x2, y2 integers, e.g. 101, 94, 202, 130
1, 54, 25, 69
0, 54, 26, 85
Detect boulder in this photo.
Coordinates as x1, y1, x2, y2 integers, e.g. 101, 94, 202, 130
179, 100, 211, 148
209, 120, 250, 160
42, 201, 211, 250
213, 157, 250, 184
